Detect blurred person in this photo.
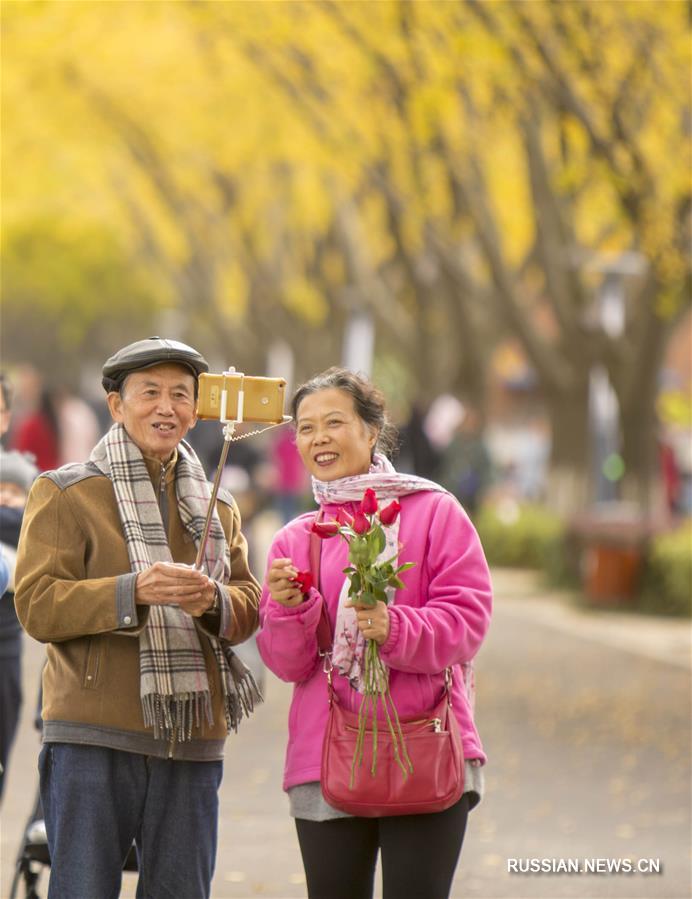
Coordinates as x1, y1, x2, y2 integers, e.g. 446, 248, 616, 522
423, 393, 465, 455
270, 425, 309, 523
257, 368, 492, 899
0, 551, 8, 598
397, 401, 440, 478
14, 337, 261, 899
669, 424, 692, 516
656, 422, 683, 518
0, 449, 39, 802
185, 417, 226, 475
10, 383, 61, 471
0, 373, 40, 802
56, 386, 101, 463
9, 376, 102, 468
0, 374, 11, 447
438, 405, 493, 517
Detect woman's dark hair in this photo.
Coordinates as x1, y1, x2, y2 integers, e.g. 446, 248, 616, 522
291, 367, 398, 459
39, 389, 61, 443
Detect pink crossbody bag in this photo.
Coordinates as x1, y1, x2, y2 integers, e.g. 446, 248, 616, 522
309, 524, 465, 817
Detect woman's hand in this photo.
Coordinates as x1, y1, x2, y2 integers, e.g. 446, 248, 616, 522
348, 598, 390, 645
267, 558, 304, 608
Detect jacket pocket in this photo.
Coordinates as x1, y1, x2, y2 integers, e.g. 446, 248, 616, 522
82, 636, 101, 689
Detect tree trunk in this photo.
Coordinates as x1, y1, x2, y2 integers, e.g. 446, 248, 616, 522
615, 276, 673, 520
619, 399, 661, 518
544, 378, 592, 515
618, 342, 665, 518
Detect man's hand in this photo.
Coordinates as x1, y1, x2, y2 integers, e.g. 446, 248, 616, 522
135, 562, 217, 618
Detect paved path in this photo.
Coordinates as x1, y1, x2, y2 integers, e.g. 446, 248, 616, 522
461, 570, 691, 899
1, 569, 689, 898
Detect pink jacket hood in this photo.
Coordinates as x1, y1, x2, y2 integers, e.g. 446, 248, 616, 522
257, 490, 492, 792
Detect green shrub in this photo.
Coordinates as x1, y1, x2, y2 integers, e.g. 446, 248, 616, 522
639, 523, 692, 617
474, 501, 566, 573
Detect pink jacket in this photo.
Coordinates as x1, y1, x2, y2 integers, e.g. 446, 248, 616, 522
257, 490, 492, 791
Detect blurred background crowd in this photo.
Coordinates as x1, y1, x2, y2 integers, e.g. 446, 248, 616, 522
1, 0, 690, 615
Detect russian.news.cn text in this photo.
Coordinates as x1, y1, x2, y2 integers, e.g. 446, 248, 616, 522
507, 858, 663, 875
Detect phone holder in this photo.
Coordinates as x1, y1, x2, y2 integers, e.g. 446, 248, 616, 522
195, 367, 291, 570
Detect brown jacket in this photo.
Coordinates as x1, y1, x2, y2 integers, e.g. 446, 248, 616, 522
14, 454, 261, 760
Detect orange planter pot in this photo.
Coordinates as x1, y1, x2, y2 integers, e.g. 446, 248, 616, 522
582, 543, 643, 604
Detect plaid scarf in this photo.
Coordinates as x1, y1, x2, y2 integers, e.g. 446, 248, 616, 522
91, 423, 233, 741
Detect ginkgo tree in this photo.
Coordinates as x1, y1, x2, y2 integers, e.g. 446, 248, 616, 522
2, 0, 688, 509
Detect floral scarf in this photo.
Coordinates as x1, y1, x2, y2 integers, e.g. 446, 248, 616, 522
312, 454, 446, 691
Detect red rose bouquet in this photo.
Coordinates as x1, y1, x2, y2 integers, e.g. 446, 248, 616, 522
312, 488, 414, 786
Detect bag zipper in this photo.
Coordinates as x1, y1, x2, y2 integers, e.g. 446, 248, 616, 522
345, 716, 443, 733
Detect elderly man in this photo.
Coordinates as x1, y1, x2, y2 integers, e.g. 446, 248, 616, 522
15, 337, 261, 899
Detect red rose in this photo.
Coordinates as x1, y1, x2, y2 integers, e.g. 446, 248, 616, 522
360, 488, 378, 515
311, 519, 340, 539
352, 511, 370, 535
379, 499, 401, 526
292, 570, 313, 594
336, 507, 353, 527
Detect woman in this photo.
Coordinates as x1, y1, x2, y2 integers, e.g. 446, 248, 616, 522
257, 368, 492, 899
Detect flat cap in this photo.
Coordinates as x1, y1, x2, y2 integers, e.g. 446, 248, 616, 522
0, 449, 39, 490
102, 336, 209, 393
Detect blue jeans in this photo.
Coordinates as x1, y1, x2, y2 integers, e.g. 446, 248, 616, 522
39, 743, 223, 899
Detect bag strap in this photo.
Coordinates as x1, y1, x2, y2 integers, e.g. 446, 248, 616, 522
310, 513, 333, 654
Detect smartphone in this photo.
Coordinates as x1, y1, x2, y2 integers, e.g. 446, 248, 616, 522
196, 373, 287, 423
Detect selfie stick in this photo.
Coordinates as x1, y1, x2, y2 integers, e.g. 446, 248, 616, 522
194, 369, 245, 570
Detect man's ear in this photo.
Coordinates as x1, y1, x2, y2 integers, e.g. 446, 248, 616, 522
106, 391, 124, 423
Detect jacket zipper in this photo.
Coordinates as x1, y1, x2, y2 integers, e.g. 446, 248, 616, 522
159, 462, 171, 537
159, 465, 166, 507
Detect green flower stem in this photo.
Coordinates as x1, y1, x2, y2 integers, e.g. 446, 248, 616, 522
383, 682, 414, 775
369, 673, 379, 777
342, 514, 415, 788
349, 636, 412, 788
373, 646, 410, 779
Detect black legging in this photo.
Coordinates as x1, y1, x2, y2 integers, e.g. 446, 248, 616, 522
295, 794, 470, 899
